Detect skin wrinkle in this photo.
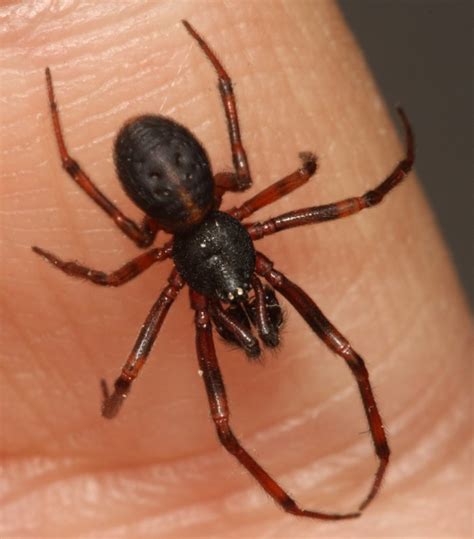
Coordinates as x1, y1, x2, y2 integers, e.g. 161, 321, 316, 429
7, 338, 424, 532
3, 330, 450, 536
394, 388, 471, 486
4, 452, 259, 534
1, 303, 88, 449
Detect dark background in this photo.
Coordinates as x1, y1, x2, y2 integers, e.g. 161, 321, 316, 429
339, 0, 472, 307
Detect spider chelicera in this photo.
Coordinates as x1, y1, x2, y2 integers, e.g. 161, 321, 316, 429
33, 20, 414, 520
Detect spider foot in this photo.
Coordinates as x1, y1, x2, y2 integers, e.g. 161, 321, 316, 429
282, 496, 360, 520
247, 285, 283, 349
258, 327, 280, 348
32, 245, 61, 265
298, 151, 317, 175
212, 302, 262, 360
32, 245, 84, 276
100, 377, 131, 419
302, 510, 361, 520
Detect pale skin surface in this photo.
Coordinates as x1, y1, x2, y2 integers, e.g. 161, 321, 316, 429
1, 1, 472, 537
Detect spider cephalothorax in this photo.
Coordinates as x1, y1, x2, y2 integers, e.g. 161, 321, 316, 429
173, 211, 256, 301
33, 19, 414, 520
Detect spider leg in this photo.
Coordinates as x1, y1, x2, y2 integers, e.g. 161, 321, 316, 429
229, 153, 317, 220
212, 173, 246, 210
31, 243, 172, 286
190, 290, 360, 520
101, 269, 184, 418
183, 20, 252, 192
249, 108, 414, 240
209, 301, 261, 359
45, 68, 159, 248
250, 275, 280, 348
256, 252, 390, 512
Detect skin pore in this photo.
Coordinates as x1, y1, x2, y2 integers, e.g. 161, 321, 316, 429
1, 1, 472, 537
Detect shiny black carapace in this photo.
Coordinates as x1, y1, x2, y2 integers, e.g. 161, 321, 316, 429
33, 20, 414, 520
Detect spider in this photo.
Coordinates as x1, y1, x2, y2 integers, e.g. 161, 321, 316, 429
32, 20, 414, 520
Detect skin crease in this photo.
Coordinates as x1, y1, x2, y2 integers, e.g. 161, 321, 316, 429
0, 0, 472, 537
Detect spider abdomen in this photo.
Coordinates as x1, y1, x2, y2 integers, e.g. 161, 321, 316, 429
114, 115, 214, 233
172, 211, 256, 301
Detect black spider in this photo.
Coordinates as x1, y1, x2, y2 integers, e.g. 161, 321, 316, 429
33, 20, 414, 520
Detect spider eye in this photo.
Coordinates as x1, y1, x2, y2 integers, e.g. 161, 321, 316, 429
149, 170, 163, 181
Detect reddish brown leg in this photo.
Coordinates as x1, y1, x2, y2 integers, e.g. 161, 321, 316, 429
45, 68, 159, 248
256, 252, 390, 511
209, 301, 261, 358
32, 242, 172, 286
249, 108, 414, 240
101, 269, 184, 418
183, 21, 252, 191
190, 290, 360, 520
212, 173, 246, 210
229, 153, 317, 220
250, 275, 279, 347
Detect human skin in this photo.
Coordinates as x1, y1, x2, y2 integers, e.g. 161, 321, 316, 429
1, 1, 472, 537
